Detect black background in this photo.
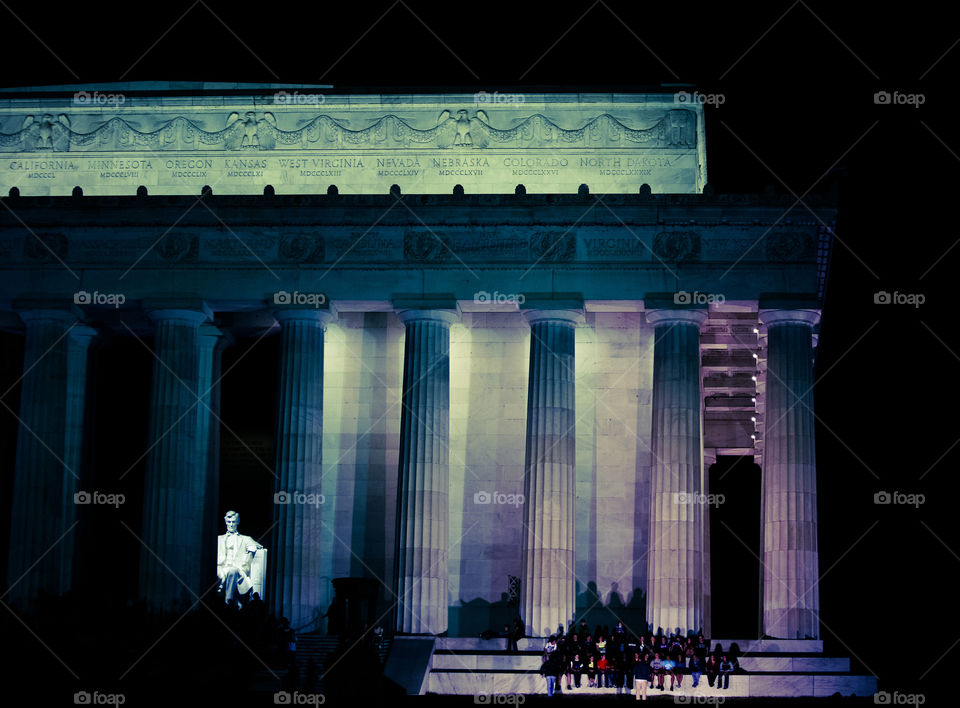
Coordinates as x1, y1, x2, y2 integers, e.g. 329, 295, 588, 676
0, 0, 956, 701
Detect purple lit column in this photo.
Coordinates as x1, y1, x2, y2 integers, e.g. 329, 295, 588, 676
520, 310, 579, 638
394, 309, 457, 635
269, 309, 331, 629
760, 309, 820, 639
646, 308, 707, 636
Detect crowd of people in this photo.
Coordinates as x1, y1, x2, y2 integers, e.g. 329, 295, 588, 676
538, 621, 740, 699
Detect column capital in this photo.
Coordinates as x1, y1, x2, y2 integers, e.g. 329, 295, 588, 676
703, 448, 718, 468
521, 309, 584, 326
272, 308, 336, 327
396, 309, 460, 327
18, 308, 79, 326
759, 309, 820, 328
13, 296, 83, 325
198, 324, 224, 350
644, 308, 708, 328
69, 324, 98, 346
146, 308, 211, 326
393, 294, 460, 324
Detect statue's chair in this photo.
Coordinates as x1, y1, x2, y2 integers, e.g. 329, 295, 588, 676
249, 547, 267, 600
217, 547, 268, 607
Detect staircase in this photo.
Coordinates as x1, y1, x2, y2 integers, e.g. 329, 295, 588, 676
425, 637, 877, 698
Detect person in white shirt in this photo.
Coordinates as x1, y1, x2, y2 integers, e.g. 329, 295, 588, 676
542, 636, 558, 662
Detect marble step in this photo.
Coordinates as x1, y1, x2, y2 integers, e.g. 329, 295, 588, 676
426, 670, 877, 698
430, 652, 849, 672
434, 637, 823, 653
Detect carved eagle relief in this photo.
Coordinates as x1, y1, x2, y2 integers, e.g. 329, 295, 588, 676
223, 112, 277, 150
21, 114, 71, 151
435, 109, 490, 148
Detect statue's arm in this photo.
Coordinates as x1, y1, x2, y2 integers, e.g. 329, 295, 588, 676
216, 537, 226, 578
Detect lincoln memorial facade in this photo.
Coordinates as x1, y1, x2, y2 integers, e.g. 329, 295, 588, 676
0, 87, 832, 645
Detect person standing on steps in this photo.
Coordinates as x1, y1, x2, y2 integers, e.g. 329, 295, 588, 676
633, 652, 651, 701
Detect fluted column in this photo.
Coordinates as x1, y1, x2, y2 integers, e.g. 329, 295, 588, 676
139, 308, 209, 612
60, 325, 97, 594
760, 309, 820, 639
7, 310, 92, 606
269, 309, 331, 629
197, 325, 225, 585
646, 308, 707, 636
520, 310, 580, 637
394, 309, 457, 634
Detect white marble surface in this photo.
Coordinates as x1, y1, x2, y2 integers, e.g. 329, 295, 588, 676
0, 92, 706, 196
427, 636, 873, 698
813, 674, 878, 697
432, 654, 540, 670
712, 638, 823, 653
427, 670, 880, 697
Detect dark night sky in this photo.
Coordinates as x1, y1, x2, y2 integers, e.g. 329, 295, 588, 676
0, 0, 956, 698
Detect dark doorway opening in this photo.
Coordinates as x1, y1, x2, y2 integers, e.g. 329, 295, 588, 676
709, 456, 761, 638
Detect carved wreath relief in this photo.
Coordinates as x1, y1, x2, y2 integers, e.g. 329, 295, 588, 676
0, 108, 697, 153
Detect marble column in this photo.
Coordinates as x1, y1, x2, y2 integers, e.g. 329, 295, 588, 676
394, 309, 457, 635
139, 308, 209, 612
759, 309, 820, 639
197, 325, 225, 585
519, 310, 579, 638
269, 309, 331, 629
701, 449, 716, 640
646, 308, 707, 636
6, 310, 93, 606
60, 325, 97, 594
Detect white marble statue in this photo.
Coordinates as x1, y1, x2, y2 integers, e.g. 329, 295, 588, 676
217, 510, 263, 607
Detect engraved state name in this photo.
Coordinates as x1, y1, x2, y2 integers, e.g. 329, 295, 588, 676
3, 154, 684, 178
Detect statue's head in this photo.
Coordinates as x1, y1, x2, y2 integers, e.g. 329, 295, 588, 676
224, 510, 239, 533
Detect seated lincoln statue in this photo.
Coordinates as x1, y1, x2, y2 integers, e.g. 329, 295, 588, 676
217, 510, 265, 608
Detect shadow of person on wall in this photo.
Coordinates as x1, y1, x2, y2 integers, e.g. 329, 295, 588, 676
576, 581, 602, 612
608, 582, 625, 609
